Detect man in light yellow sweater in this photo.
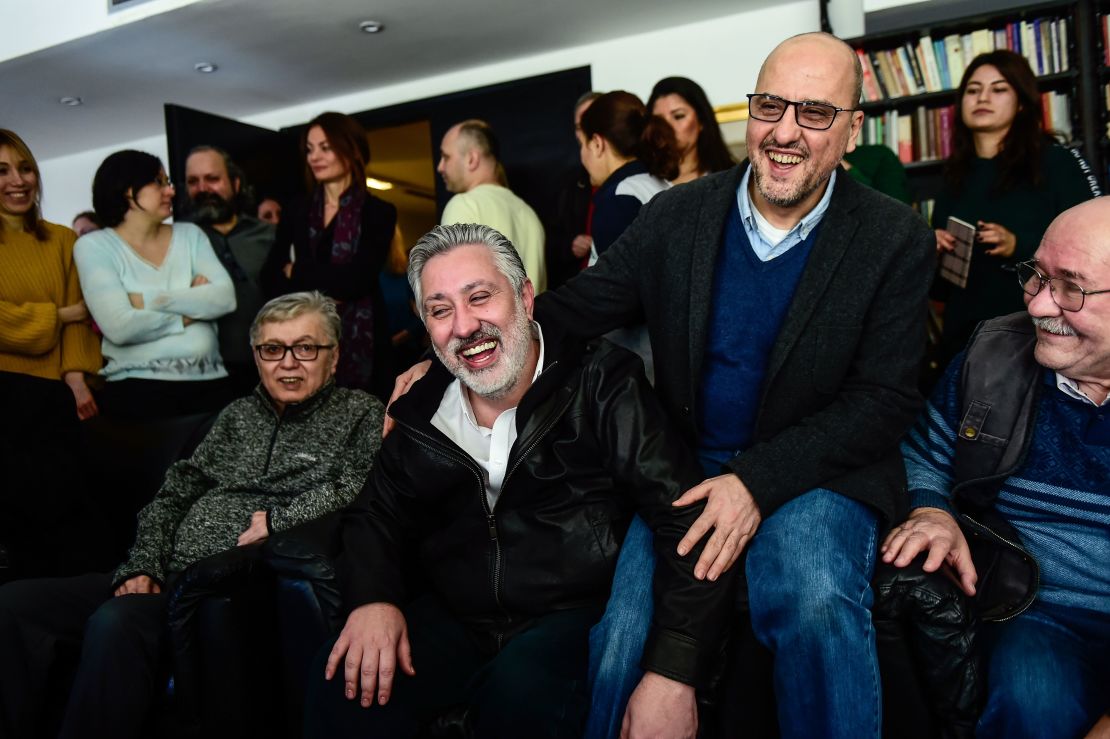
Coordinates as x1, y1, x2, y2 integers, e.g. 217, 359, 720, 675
437, 119, 547, 293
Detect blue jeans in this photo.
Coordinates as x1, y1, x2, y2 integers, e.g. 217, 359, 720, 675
584, 483, 881, 739
977, 603, 1110, 739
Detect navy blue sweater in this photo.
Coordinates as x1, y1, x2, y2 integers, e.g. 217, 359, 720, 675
697, 200, 821, 454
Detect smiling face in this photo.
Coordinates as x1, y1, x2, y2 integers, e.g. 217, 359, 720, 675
747, 35, 863, 220
652, 93, 702, 159
253, 311, 339, 413
420, 243, 537, 401
1025, 203, 1110, 391
0, 144, 39, 222
961, 64, 1019, 136
305, 125, 349, 186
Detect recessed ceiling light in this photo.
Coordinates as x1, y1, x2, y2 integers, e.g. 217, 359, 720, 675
59, 96, 83, 106
366, 177, 393, 191
194, 62, 218, 73
358, 20, 384, 34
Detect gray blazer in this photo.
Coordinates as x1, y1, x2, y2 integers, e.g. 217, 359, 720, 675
535, 163, 935, 528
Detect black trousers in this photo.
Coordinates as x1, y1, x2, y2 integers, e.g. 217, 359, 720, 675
0, 371, 86, 580
97, 377, 233, 420
0, 573, 169, 739
304, 594, 597, 738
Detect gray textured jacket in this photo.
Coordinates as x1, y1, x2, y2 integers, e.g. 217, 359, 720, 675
114, 382, 384, 586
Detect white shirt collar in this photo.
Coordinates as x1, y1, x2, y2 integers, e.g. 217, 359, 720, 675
1054, 372, 1110, 407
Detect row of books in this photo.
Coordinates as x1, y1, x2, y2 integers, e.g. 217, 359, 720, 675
856, 15, 1070, 102
855, 92, 1072, 165
857, 106, 956, 164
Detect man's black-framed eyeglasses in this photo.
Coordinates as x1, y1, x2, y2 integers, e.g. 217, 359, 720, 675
746, 93, 859, 131
1016, 260, 1110, 312
254, 343, 335, 361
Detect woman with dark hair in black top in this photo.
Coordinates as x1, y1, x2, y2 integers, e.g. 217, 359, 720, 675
262, 112, 397, 400
647, 76, 735, 185
933, 50, 1099, 362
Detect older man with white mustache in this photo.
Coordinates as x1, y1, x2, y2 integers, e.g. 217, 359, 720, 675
884, 197, 1110, 739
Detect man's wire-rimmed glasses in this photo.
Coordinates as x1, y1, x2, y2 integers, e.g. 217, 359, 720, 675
1016, 260, 1110, 312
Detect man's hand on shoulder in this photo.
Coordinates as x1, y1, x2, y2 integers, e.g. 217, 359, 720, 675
881, 507, 977, 596
672, 473, 761, 581
382, 360, 432, 437
621, 672, 697, 739
113, 575, 161, 597
325, 602, 414, 708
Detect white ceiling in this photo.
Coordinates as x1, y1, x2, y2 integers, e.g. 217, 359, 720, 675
1, 0, 773, 160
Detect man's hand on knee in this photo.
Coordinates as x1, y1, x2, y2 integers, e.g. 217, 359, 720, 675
673, 473, 761, 581
620, 672, 697, 739
324, 602, 415, 707
881, 507, 977, 596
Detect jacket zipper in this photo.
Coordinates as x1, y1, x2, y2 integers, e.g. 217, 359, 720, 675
393, 418, 510, 639
262, 415, 282, 473
960, 513, 1040, 622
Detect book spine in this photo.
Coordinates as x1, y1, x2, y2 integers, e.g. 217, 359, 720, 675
939, 105, 954, 159
869, 50, 891, 99
920, 36, 942, 92
934, 39, 951, 89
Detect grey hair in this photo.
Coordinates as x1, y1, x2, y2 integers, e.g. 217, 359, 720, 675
248, 290, 341, 346
407, 223, 527, 317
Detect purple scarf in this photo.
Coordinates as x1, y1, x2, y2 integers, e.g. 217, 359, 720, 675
309, 183, 376, 390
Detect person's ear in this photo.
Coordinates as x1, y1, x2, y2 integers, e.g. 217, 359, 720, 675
521, 279, 535, 319
232, 177, 241, 195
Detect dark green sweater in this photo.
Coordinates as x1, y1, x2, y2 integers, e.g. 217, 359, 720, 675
934, 142, 1100, 357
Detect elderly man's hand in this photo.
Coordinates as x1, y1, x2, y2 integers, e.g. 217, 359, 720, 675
671, 473, 761, 581
114, 575, 161, 597
881, 507, 977, 596
621, 672, 697, 739
325, 602, 415, 708
237, 511, 269, 546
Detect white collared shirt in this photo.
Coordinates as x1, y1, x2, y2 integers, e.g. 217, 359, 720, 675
1054, 372, 1110, 407
431, 323, 546, 510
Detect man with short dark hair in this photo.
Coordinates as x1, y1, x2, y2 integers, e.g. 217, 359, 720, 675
182, 146, 276, 395
307, 224, 732, 738
885, 197, 1110, 739
0, 291, 384, 739
437, 120, 547, 292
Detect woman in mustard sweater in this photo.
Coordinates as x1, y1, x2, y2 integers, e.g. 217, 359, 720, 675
0, 129, 102, 578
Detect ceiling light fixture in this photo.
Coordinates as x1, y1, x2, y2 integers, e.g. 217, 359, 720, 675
366, 177, 393, 191
358, 20, 384, 34
194, 62, 218, 73
59, 96, 83, 106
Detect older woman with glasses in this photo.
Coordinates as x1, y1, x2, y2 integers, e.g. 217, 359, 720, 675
74, 150, 236, 419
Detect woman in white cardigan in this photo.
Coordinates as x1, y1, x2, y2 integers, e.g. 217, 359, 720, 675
75, 150, 236, 419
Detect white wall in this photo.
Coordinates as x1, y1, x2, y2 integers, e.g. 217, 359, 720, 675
37, 0, 819, 223
39, 135, 169, 225
2, 0, 205, 64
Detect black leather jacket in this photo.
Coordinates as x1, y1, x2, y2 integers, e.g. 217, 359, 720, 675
338, 328, 735, 686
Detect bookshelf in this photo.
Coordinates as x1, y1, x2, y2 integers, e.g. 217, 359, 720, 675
847, 0, 1105, 211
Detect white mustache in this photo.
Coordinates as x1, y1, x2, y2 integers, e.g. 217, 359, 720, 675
1032, 316, 1077, 336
